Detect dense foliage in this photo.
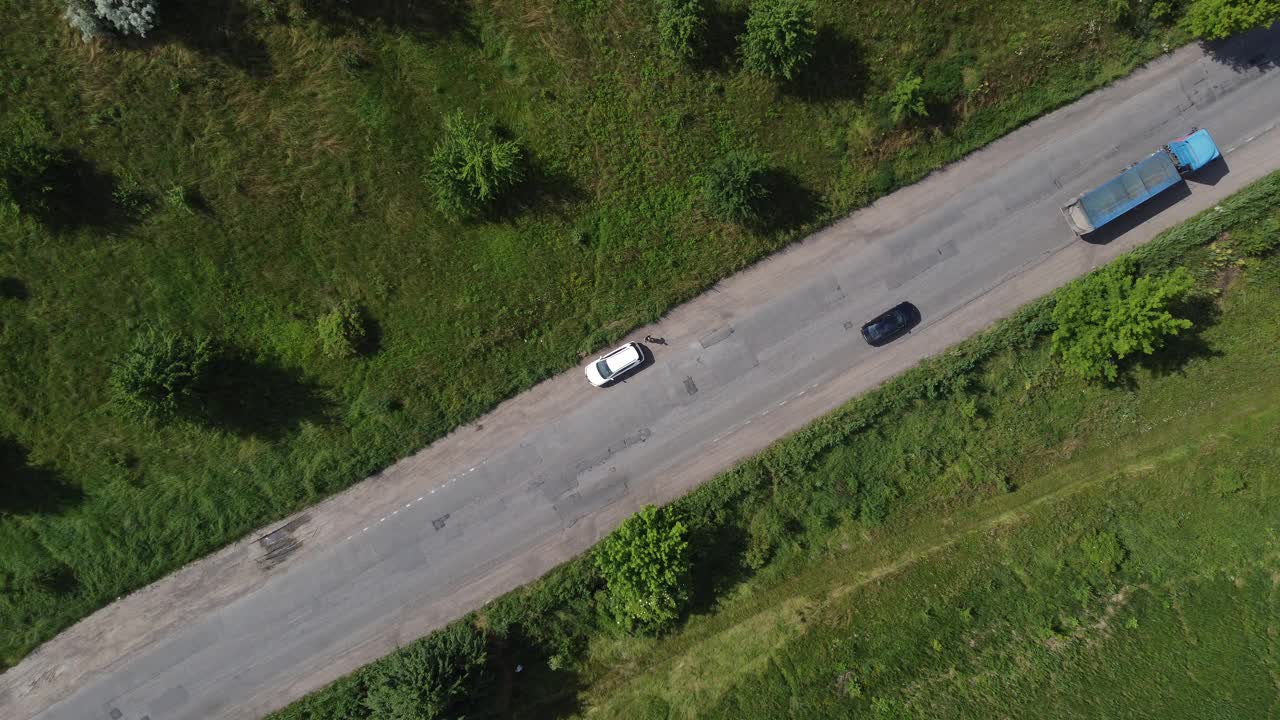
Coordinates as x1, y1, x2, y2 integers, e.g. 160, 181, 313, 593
0, 120, 57, 221
596, 505, 690, 634
703, 150, 770, 223
317, 300, 367, 359
1182, 0, 1280, 39
108, 327, 215, 423
657, 0, 705, 62
739, 0, 817, 81
363, 623, 487, 720
63, 0, 157, 40
889, 72, 928, 126
1050, 257, 1195, 382
426, 112, 524, 221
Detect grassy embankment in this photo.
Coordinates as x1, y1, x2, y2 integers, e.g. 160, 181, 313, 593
273, 173, 1280, 717
0, 0, 1187, 667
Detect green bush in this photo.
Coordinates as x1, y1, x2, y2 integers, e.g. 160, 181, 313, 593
364, 622, 487, 720
596, 505, 690, 634
1181, 0, 1280, 39
426, 112, 524, 221
889, 72, 928, 126
738, 0, 817, 81
0, 122, 58, 221
1079, 530, 1126, 575
1050, 257, 1195, 382
317, 300, 367, 359
657, 0, 706, 62
109, 326, 215, 423
704, 150, 770, 223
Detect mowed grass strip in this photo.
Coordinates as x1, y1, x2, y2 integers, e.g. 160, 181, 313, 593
0, 0, 1185, 667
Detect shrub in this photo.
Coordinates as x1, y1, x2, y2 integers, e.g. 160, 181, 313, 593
657, 0, 706, 62
704, 149, 770, 223
1181, 0, 1280, 39
427, 112, 524, 221
92, 0, 157, 36
1080, 530, 1126, 574
596, 505, 690, 634
739, 0, 817, 81
364, 623, 488, 720
889, 72, 928, 126
1050, 256, 1195, 382
112, 171, 151, 218
109, 326, 215, 422
317, 300, 367, 359
0, 122, 59, 221
63, 0, 157, 39
62, 1, 104, 41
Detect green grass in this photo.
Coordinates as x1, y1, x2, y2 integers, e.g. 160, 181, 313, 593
270, 174, 1280, 719
0, 0, 1187, 668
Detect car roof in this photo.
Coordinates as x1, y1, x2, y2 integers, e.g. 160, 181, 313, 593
604, 343, 640, 370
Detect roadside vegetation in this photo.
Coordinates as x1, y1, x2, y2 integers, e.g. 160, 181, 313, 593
0, 0, 1271, 671
270, 171, 1280, 718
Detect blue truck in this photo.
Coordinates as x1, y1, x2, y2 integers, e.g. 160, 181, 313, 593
1061, 129, 1221, 236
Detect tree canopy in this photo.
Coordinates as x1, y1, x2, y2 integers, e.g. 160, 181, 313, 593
596, 504, 690, 634
1050, 257, 1195, 382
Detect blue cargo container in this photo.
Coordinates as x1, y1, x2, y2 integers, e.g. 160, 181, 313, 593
1061, 129, 1220, 235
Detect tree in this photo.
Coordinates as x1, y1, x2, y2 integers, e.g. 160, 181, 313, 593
109, 326, 215, 422
364, 623, 488, 720
596, 504, 690, 634
1050, 257, 1195, 382
704, 149, 770, 224
427, 112, 524, 221
62, 0, 157, 41
657, 0, 706, 63
888, 72, 928, 126
739, 0, 817, 81
316, 300, 366, 359
1182, 0, 1280, 39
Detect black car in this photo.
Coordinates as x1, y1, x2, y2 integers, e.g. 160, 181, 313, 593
860, 302, 919, 346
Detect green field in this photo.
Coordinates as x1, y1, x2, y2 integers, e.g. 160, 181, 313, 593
0, 0, 1188, 667
271, 174, 1280, 718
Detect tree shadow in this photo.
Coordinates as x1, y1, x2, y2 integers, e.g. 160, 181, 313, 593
480, 626, 587, 719
781, 28, 869, 102
696, 7, 747, 72
159, 0, 274, 77
490, 155, 589, 222
200, 350, 334, 438
0, 277, 29, 300
300, 0, 473, 43
1132, 293, 1224, 378
1203, 20, 1280, 72
0, 437, 84, 516
9, 150, 132, 233
757, 168, 825, 233
684, 521, 753, 616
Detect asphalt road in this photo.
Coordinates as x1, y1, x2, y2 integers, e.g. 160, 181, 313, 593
5, 26, 1280, 720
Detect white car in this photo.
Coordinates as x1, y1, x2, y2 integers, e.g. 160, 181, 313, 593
585, 342, 643, 387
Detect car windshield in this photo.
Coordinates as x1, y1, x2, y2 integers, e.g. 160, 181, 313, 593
594, 359, 614, 380
866, 321, 890, 341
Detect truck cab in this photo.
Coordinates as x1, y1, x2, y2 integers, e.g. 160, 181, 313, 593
1166, 128, 1220, 175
